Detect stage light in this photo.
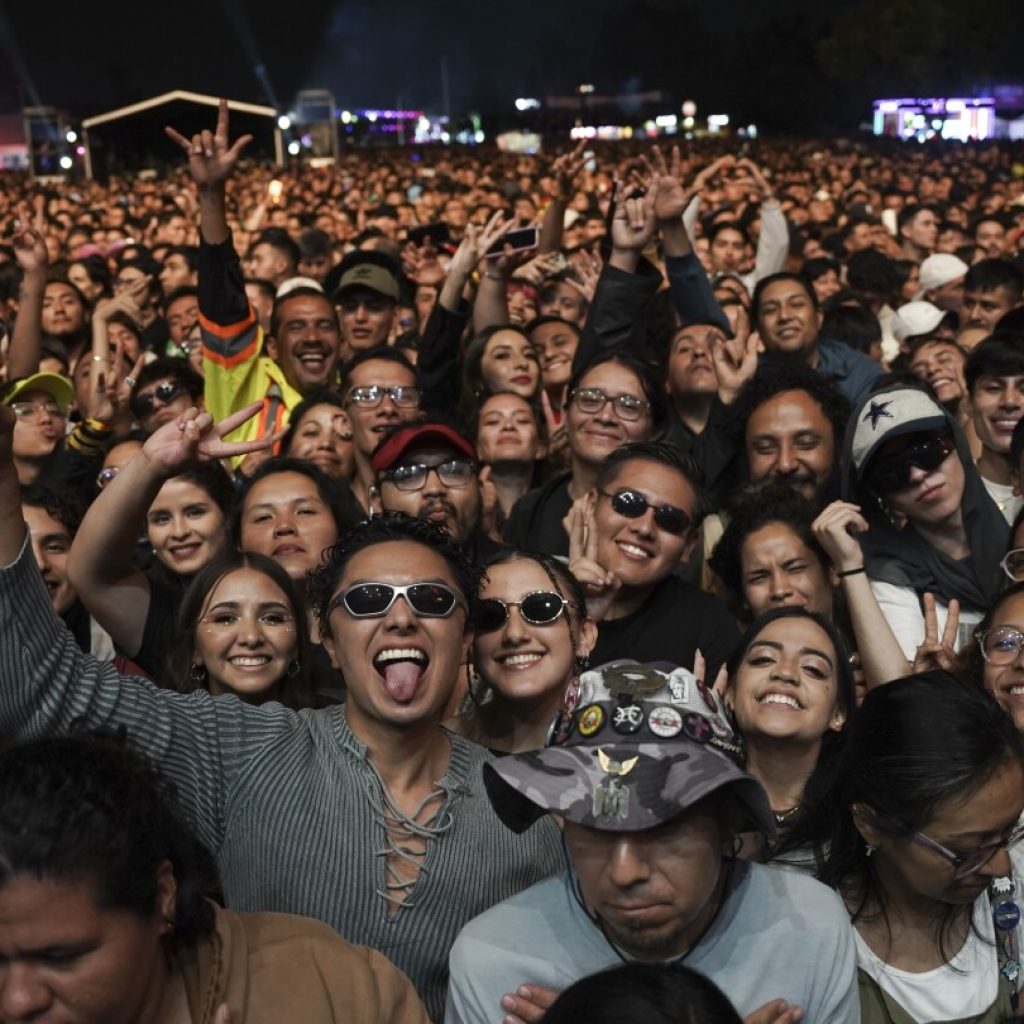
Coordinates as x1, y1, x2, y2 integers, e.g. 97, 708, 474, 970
59, 155, 73, 170
287, 140, 300, 156
277, 115, 291, 130
65, 130, 77, 143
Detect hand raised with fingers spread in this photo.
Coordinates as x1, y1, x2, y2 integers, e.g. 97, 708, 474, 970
164, 98, 253, 190
142, 401, 279, 476
646, 144, 693, 223
912, 593, 961, 674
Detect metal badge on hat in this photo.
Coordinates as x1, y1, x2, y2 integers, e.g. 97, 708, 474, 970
604, 663, 666, 701
592, 748, 639, 822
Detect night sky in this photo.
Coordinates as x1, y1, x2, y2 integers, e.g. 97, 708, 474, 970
0, 1, 855, 119
1, 0, 1016, 133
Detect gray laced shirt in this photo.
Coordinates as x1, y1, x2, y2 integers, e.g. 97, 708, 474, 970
0, 535, 563, 1020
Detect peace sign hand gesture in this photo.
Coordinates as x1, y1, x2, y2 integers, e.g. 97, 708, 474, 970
164, 99, 253, 190
141, 401, 280, 477
912, 593, 961, 674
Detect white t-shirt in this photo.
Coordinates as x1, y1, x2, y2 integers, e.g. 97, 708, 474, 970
855, 847, 1024, 1022
982, 475, 1023, 527
869, 579, 982, 661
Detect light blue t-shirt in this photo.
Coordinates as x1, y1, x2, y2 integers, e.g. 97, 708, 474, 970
445, 860, 858, 1024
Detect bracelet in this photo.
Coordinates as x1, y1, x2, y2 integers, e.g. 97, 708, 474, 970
83, 418, 113, 434
838, 566, 866, 578
483, 271, 505, 282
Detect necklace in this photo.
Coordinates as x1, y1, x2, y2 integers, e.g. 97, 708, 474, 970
772, 804, 803, 825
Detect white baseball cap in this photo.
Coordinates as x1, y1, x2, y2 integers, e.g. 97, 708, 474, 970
916, 254, 968, 297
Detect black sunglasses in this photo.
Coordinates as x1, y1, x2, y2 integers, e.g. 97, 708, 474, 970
327, 582, 463, 619
475, 591, 570, 633
864, 432, 955, 495
131, 380, 185, 417
598, 488, 692, 535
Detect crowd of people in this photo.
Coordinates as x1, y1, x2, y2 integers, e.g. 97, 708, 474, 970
0, 99, 1023, 1022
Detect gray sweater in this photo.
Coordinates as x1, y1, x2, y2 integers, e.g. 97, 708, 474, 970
0, 536, 562, 1020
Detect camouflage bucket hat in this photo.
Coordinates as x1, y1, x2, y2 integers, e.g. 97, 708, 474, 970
484, 661, 775, 839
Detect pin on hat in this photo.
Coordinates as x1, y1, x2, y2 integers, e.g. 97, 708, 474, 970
485, 660, 774, 838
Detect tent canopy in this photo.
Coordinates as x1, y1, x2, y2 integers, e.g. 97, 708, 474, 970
82, 90, 276, 129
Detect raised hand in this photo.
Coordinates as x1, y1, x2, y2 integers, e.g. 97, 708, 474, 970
812, 501, 868, 575
735, 157, 774, 199
693, 154, 735, 193
695, 647, 731, 705
0, 403, 15, 461
567, 498, 620, 621
142, 402, 279, 476
645, 145, 693, 223
711, 330, 759, 404
551, 139, 588, 198
164, 98, 253, 190
912, 594, 960, 674
609, 178, 659, 254
567, 250, 602, 303
10, 227, 48, 275
214, 1005, 233, 1024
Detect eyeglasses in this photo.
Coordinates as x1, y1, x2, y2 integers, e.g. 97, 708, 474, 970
475, 591, 570, 633
96, 466, 120, 489
864, 432, 955, 495
327, 581, 464, 619
975, 626, 1024, 666
10, 400, 64, 420
912, 823, 1024, 880
344, 385, 420, 409
598, 488, 693, 535
380, 459, 476, 492
1001, 548, 1024, 582
130, 381, 184, 418
569, 387, 650, 422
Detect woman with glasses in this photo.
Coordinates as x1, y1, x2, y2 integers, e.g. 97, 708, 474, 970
448, 551, 596, 753
815, 672, 1024, 1023
841, 383, 1008, 661
504, 352, 667, 557
964, 582, 1024, 734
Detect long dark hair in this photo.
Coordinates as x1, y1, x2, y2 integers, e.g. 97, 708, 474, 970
169, 551, 315, 709
0, 733, 218, 950
728, 607, 854, 852
818, 671, 1024, 958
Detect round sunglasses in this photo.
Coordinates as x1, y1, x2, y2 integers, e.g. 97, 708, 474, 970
598, 488, 692, 535
474, 590, 570, 633
131, 380, 185, 418
327, 582, 464, 619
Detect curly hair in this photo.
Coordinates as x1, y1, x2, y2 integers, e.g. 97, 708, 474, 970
0, 733, 218, 950
308, 511, 483, 635
725, 353, 851, 450
709, 483, 829, 613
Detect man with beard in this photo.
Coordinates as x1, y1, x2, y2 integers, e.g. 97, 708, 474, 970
165, 102, 343, 454
373, 419, 504, 563
729, 357, 850, 508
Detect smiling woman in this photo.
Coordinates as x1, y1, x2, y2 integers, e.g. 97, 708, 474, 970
726, 607, 854, 860
168, 551, 315, 708
448, 551, 597, 753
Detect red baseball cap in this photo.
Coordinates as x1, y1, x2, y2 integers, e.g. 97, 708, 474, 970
371, 422, 477, 475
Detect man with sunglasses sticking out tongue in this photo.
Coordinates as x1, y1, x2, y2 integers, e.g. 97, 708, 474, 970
0, 401, 562, 1021
841, 383, 1008, 660
569, 441, 740, 677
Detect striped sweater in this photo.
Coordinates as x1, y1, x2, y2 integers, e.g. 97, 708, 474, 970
0, 536, 562, 1020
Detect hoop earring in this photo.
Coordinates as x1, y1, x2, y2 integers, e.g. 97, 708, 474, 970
189, 663, 207, 688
